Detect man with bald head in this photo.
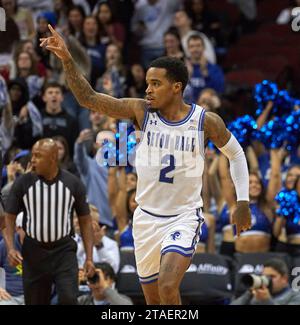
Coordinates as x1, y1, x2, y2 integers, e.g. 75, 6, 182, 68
3, 138, 95, 305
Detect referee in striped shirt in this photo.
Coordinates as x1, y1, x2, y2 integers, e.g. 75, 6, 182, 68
4, 138, 95, 305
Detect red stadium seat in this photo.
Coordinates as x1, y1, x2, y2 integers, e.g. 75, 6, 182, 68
246, 55, 289, 81
225, 69, 265, 88
257, 0, 290, 23
224, 46, 261, 70
237, 33, 274, 47
260, 23, 290, 34
206, 0, 240, 26
258, 23, 293, 37
224, 43, 300, 75
267, 46, 300, 66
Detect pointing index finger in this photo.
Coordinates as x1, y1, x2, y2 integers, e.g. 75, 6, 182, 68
48, 24, 58, 36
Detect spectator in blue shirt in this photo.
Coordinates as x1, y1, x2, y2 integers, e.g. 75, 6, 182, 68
74, 129, 113, 229
186, 33, 224, 103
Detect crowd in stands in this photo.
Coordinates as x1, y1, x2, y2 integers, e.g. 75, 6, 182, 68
0, 0, 300, 305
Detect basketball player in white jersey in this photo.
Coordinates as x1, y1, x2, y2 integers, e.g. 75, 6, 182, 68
41, 25, 251, 305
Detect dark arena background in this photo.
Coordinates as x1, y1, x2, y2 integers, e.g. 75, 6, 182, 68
0, 0, 300, 312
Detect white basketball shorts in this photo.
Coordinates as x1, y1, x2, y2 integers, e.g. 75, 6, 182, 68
132, 206, 204, 284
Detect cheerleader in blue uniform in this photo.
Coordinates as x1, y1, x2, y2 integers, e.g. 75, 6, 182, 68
274, 176, 300, 257
205, 153, 236, 256
220, 164, 274, 253
211, 148, 270, 255
268, 149, 300, 254
235, 172, 273, 253
218, 192, 273, 254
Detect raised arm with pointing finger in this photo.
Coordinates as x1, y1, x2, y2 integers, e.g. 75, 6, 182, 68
40, 25, 146, 129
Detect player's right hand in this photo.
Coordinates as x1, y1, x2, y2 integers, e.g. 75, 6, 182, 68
39, 24, 72, 62
231, 201, 252, 236
7, 249, 23, 267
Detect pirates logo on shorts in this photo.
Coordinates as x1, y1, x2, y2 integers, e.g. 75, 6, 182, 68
170, 231, 181, 241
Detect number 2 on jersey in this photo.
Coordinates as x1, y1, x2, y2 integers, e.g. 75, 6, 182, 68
159, 154, 176, 184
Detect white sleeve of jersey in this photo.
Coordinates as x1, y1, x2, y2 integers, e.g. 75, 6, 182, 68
218, 134, 250, 202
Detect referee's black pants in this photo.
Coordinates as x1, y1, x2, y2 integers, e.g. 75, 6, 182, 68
22, 236, 79, 305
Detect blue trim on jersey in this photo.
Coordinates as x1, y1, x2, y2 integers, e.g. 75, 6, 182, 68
140, 207, 179, 218
141, 110, 149, 132
161, 248, 194, 257
157, 103, 196, 126
198, 108, 206, 159
161, 245, 195, 257
199, 108, 206, 131
162, 244, 195, 252
196, 208, 205, 223
192, 208, 204, 247
140, 278, 158, 284
139, 272, 159, 284
134, 110, 149, 152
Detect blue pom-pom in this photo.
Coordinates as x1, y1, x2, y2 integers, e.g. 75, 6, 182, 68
254, 80, 293, 117
255, 116, 287, 149
273, 90, 293, 117
254, 80, 278, 116
256, 111, 300, 151
285, 110, 300, 152
228, 115, 257, 148
275, 189, 300, 223
292, 97, 300, 108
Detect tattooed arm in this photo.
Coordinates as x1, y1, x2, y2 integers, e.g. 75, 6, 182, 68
40, 25, 146, 128
204, 112, 251, 236
62, 58, 146, 124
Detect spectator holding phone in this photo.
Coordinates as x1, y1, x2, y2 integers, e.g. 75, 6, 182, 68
78, 262, 133, 305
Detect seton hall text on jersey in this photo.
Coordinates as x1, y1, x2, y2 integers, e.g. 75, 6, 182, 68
146, 130, 196, 153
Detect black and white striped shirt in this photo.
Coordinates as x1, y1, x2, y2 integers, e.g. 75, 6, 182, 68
6, 170, 89, 243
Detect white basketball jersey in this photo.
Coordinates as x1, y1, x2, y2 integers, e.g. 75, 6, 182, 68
135, 104, 206, 216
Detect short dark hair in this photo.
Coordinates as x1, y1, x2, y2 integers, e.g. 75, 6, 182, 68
149, 56, 188, 93
94, 262, 117, 282
264, 258, 289, 276
187, 33, 205, 47
43, 81, 64, 94
164, 27, 181, 41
